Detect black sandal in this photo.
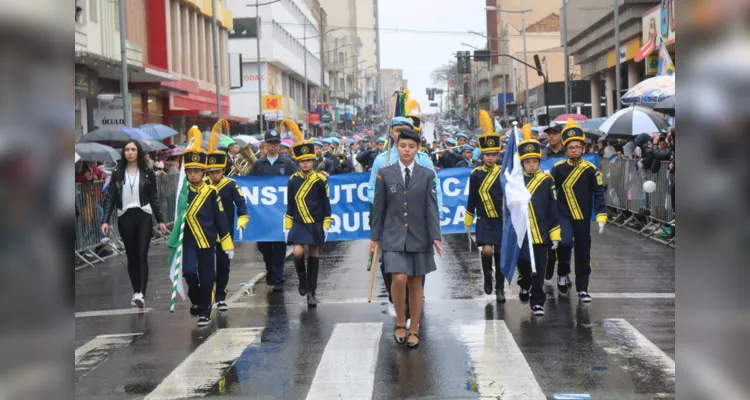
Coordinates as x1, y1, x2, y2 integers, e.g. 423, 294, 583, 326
394, 326, 407, 344
407, 332, 420, 348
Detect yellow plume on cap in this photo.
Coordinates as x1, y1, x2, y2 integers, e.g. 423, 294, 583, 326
522, 124, 533, 141
209, 119, 230, 153
479, 110, 493, 134
279, 119, 304, 143
405, 98, 422, 116
186, 126, 202, 151
565, 118, 576, 129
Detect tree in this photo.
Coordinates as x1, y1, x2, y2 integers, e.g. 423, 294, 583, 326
431, 63, 458, 86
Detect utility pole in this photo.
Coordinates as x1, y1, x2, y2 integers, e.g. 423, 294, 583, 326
303, 18, 308, 136
613, 0, 622, 111
562, 0, 570, 114
520, 0, 529, 119
374, 0, 382, 112
212, 0, 222, 120
117, 0, 132, 127
256, 0, 264, 132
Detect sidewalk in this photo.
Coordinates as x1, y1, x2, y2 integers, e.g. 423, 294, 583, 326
75, 241, 275, 313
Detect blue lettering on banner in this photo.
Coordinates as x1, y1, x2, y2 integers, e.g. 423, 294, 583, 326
233, 155, 599, 242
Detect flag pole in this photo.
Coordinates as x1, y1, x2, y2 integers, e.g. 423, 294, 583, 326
513, 125, 537, 275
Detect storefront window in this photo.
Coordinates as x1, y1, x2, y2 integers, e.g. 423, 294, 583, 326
132, 94, 144, 127
147, 96, 164, 124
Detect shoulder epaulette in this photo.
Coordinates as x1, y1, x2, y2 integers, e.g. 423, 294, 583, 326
553, 159, 567, 167
471, 166, 484, 174
584, 160, 598, 169
316, 171, 328, 181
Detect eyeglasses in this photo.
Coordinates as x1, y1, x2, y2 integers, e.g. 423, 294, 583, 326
566, 146, 584, 151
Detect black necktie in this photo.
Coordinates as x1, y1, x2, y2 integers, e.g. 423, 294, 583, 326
404, 167, 411, 187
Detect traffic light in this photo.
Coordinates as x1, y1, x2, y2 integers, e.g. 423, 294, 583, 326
533, 54, 544, 77
456, 51, 471, 74
473, 50, 490, 63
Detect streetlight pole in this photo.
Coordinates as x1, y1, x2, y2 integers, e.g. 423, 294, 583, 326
303, 19, 308, 136
613, 0, 622, 111
212, 0, 222, 121
562, 0, 570, 114
256, 0, 263, 132
117, 0, 132, 127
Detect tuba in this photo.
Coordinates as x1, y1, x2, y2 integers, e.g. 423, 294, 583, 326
228, 144, 257, 176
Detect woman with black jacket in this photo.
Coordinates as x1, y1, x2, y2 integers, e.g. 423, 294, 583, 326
101, 140, 167, 308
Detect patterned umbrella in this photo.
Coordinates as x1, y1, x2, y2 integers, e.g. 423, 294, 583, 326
553, 113, 588, 123
621, 75, 675, 106
599, 106, 670, 139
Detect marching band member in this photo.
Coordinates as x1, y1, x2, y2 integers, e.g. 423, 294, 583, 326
455, 145, 478, 168
205, 137, 248, 312
312, 140, 336, 175
516, 124, 561, 316
464, 112, 505, 302
370, 128, 443, 348
181, 128, 234, 326
249, 129, 299, 291
550, 119, 607, 302
285, 140, 333, 308
541, 122, 567, 282
367, 116, 443, 325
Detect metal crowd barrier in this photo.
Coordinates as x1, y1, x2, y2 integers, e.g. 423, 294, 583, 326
74, 172, 180, 269
600, 159, 675, 247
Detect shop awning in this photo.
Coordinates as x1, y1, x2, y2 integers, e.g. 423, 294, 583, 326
170, 110, 249, 124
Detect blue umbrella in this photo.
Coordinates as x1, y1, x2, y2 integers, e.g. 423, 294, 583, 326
139, 123, 179, 140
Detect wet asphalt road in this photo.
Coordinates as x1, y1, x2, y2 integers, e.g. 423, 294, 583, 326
75, 224, 675, 399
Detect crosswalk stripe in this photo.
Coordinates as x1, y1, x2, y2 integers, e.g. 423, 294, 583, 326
458, 321, 546, 399
75, 333, 142, 379
75, 308, 152, 318
598, 319, 675, 384
305, 322, 383, 400
145, 328, 263, 400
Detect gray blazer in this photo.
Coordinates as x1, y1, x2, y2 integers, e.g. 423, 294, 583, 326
371, 163, 442, 252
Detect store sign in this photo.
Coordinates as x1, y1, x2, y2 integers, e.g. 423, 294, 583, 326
606, 37, 641, 68
321, 111, 332, 123
262, 95, 282, 111
308, 113, 321, 124
645, 55, 659, 75
93, 96, 125, 130
635, 0, 676, 62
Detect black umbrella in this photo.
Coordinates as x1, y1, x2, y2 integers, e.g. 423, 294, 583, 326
653, 97, 675, 117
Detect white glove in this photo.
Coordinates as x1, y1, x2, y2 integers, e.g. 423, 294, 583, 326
324, 230, 329, 243
465, 225, 471, 234
236, 226, 244, 240
598, 222, 605, 234
226, 250, 235, 260
284, 229, 289, 243
551, 241, 559, 250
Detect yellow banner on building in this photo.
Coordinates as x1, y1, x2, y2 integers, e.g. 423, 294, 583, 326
645, 55, 659, 75
262, 95, 282, 111
607, 37, 641, 68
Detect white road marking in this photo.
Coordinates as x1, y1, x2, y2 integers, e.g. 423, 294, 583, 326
75, 333, 142, 379
591, 293, 674, 299
458, 321, 546, 399
305, 322, 383, 400
598, 319, 675, 386
75, 308, 152, 318
145, 328, 263, 400
226, 272, 266, 303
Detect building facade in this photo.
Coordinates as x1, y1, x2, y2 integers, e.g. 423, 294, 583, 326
228, 0, 322, 132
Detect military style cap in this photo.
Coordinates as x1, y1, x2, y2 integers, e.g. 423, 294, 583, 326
478, 133, 501, 153
206, 151, 227, 171
184, 126, 208, 170
292, 140, 316, 161
518, 140, 543, 160
264, 129, 281, 142
560, 118, 585, 147
544, 121, 563, 133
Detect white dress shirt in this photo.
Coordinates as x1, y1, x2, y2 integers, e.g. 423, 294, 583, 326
398, 160, 415, 183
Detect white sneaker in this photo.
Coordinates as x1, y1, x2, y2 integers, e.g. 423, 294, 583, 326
387, 303, 397, 318
131, 293, 138, 307
133, 293, 145, 308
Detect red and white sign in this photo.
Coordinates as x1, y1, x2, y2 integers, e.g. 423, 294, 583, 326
308, 113, 321, 124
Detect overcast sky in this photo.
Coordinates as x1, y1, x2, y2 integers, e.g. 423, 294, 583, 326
378, 0, 487, 113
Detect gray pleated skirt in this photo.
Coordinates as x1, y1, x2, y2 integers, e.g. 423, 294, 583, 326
383, 250, 437, 276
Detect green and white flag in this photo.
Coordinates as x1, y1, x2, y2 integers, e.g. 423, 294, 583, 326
167, 161, 189, 312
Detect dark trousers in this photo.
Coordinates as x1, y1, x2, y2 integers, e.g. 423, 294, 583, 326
117, 208, 153, 295
516, 241, 549, 307
183, 245, 215, 318
215, 247, 230, 302
557, 217, 592, 292
546, 247, 558, 278
258, 242, 287, 285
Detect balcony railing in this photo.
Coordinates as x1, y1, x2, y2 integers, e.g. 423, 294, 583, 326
75, 23, 88, 51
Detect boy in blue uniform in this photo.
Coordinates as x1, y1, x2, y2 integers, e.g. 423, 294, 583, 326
550, 119, 607, 302
205, 141, 248, 312
181, 128, 234, 326
464, 113, 505, 302
516, 124, 561, 316
285, 139, 333, 308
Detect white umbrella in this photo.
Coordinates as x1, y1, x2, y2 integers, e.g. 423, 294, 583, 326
598, 106, 670, 139
232, 135, 259, 147
75, 151, 81, 163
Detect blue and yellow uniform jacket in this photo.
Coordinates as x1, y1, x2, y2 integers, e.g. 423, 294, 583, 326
184, 183, 234, 251
551, 159, 607, 223
465, 164, 503, 223
524, 170, 562, 244
205, 177, 249, 231
284, 171, 333, 230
